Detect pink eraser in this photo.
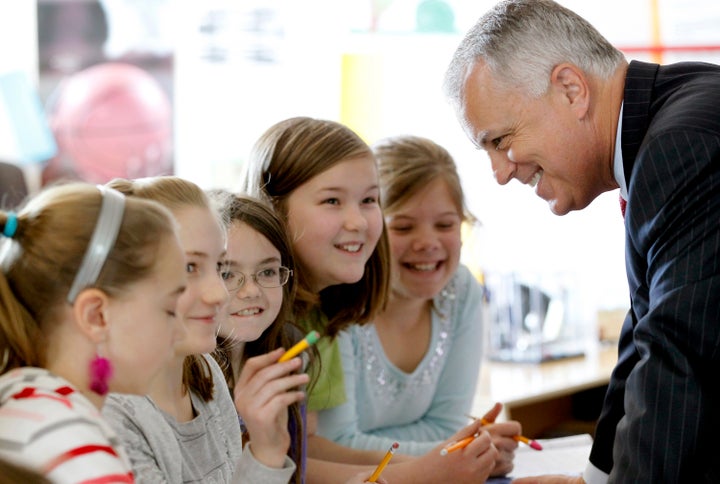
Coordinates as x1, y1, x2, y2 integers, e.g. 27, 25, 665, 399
529, 440, 543, 451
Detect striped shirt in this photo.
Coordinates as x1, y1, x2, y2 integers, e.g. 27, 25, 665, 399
0, 367, 134, 484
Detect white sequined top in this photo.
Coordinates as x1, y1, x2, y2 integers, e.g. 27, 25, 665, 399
316, 264, 485, 455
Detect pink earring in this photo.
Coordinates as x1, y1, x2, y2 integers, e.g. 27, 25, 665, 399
89, 354, 113, 396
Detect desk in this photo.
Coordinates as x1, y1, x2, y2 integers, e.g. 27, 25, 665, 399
471, 343, 618, 439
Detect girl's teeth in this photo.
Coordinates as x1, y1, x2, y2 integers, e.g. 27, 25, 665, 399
412, 263, 437, 271
340, 244, 361, 253
234, 308, 261, 316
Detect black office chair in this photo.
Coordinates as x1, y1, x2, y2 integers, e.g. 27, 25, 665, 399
0, 161, 29, 210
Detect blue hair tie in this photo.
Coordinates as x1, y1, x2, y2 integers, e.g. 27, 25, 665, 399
3, 213, 18, 238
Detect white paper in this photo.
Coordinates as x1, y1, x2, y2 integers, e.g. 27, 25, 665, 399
509, 433, 593, 478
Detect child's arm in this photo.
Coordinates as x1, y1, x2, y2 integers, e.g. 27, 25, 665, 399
233, 348, 309, 469
307, 420, 498, 484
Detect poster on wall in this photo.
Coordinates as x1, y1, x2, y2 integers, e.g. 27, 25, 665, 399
37, 0, 175, 185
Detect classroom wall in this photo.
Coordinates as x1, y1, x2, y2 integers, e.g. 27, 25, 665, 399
0, 4, 37, 81
172, 0, 720, 325
7, 0, 720, 336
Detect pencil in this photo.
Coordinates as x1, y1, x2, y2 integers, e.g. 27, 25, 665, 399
440, 434, 477, 455
278, 330, 320, 362
465, 414, 543, 451
514, 434, 543, 450
368, 442, 399, 482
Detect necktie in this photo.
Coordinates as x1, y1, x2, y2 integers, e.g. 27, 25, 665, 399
619, 194, 627, 219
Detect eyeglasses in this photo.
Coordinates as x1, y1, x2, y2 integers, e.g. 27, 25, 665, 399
221, 266, 292, 292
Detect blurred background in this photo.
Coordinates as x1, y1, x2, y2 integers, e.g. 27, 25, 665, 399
2, 0, 719, 356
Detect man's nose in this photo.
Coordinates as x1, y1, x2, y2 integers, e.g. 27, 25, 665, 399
489, 151, 516, 185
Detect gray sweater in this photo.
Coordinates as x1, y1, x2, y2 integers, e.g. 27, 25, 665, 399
103, 354, 295, 483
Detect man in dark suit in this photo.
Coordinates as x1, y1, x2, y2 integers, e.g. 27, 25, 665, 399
443, 1, 720, 482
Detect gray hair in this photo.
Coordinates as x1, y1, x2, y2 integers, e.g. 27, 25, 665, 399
443, 0, 625, 105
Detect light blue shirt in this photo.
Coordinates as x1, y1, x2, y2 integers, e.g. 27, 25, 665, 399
316, 265, 484, 455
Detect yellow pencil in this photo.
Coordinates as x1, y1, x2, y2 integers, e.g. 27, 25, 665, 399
466, 414, 543, 451
368, 442, 399, 482
278, 330, 320, 363
440, 434, 477, 455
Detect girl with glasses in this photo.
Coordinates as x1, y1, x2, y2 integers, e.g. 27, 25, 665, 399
210, 191, 384, 484
211, 192, 304, 484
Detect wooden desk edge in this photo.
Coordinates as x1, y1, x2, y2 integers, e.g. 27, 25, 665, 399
473, 343, 618, 413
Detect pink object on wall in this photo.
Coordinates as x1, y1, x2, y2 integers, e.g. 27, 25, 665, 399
47, 62, 172, 183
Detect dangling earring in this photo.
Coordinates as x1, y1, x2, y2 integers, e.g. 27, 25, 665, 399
89, 351, 113, 396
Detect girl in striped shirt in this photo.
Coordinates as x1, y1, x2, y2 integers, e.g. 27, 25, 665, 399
0, 183, 187, 484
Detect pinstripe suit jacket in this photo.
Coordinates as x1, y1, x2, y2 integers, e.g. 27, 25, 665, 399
589, 60, 720, 482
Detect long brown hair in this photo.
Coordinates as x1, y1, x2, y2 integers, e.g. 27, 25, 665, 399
209, 191, 304, 484
107, 176, 218, 402
0, 457, 51, 484
240, 116, 390, 338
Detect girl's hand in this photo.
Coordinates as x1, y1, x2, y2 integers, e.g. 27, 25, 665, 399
234, 347, 309, 468
344, 470, 389, 484
408, 419, 498, 483
479, 402, 522, 476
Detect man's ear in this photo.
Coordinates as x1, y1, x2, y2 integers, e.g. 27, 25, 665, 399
72, 288, 111, 344
550, 63, 590, 119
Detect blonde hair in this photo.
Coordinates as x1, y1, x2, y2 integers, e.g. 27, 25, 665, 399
373, 135, 473, 222
107, 176, 219, 401
240, 117, 390, 337
0, 183, 175, 372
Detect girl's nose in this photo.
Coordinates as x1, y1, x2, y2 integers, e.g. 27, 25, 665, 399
344, 205, 369, 231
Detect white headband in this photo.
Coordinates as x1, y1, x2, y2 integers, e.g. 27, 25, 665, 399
67, 186, 126, 303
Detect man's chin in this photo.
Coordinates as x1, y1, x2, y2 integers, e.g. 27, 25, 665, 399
548, 198, 572, 216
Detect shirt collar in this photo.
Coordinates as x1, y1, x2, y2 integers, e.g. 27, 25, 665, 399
613, 102, 628, 200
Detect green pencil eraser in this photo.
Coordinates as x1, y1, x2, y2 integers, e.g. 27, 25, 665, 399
306, 330, 320, 345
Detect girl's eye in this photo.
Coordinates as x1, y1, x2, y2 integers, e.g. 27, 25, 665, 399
322, 198, 340, 205
390, 226, 412, 232
186, 262, 198, 274
259, 268, 278, 278
437, 221, 458, 230
362, 196, 378, 204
